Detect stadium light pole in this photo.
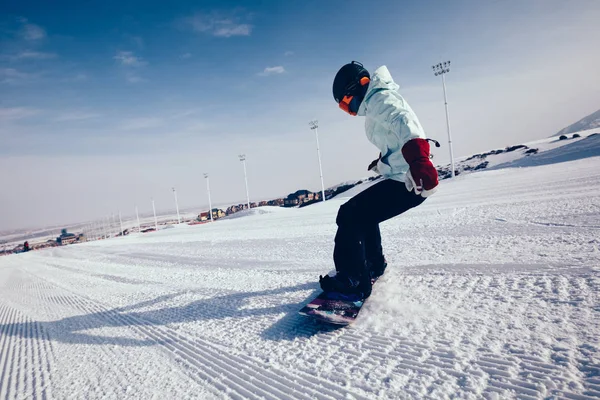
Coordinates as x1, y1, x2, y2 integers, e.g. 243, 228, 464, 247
172, 187, 181, 224
238, 155, 251, 210
204, 173, 213, 222
135, 205, 141, 234
151, 197, 158, 232
432, 61, 455, 178
309, 120, 326, 202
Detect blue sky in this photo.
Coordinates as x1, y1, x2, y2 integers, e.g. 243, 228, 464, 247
1, 0, 599, 230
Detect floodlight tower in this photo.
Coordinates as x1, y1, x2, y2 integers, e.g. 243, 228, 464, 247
432, 61, 455, 178
151, 197, 158, 232
238, 154, 251, 210
309, 120, 326, 202
204, 173, 213, 222
172, 187, 181, 224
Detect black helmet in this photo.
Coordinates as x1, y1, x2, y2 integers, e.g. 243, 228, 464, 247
332, 61, 370, 103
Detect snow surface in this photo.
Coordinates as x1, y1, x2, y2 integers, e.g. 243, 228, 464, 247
1, 151, 600, 398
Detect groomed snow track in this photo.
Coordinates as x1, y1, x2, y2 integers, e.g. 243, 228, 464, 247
1, 154, 599, 399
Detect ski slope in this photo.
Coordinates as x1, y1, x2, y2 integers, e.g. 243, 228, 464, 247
1, 150, 600, 398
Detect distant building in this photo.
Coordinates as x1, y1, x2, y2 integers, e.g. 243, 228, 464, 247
198, 212, 210, 221
226, 204, 250, 215
267, 198, 285, 206
58, 235, 77, 245
199, 209, 225, 220
57, 229, 84, 245
284, 190, 319, 207
212, 208, 225, 219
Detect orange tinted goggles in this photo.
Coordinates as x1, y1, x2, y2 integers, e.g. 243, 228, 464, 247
339, 95, 356, 116
338, 76, 370, 116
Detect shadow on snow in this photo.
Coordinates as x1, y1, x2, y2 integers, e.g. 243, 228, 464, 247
0, 281, 343, 347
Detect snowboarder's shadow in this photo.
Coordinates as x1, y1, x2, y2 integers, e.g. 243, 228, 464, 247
260, 306, 343, 342
0, 281, 338, 346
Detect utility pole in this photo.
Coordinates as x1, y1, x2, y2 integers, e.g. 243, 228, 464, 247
432, 61, 455, 178
238, 155, 251, 210
309, 120, 326, 201
151, 198, 158, 232
204, 173, 213, 222
172, 187, 181, 224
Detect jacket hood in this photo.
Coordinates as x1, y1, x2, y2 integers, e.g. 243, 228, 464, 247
357, 66, 399, 116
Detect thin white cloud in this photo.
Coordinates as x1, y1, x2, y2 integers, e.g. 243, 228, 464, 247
114, 51, 146, 67
0, 68, 37, 84
0, 107, 40, 121
114, 51, 147, 82
12, 51, 57, 60
259, 66, 285, 76
126, 73, 145, 83
18, 18, 46, 41
184, 12, 252, 38
284, 51, 294, 56
181, 53, 192, 59
169, 109, 201, 119
54, 111, 101, 122
213, 24, 251, 38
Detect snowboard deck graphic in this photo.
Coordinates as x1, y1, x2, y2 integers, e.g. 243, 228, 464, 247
299, 278, 378, 325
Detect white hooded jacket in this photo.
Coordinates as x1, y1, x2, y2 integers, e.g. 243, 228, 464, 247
357, 66, 426, 183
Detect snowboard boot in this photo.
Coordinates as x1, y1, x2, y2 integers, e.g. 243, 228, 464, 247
319, 271, 372, 299
369, 257, 388, 280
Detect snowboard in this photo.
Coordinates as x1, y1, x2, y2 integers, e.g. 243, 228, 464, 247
298, 277, 378, 325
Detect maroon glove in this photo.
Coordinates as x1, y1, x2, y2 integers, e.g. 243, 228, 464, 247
401, 138, 439, 197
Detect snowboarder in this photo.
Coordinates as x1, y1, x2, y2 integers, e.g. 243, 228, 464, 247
319, 61, 439, 299
23, 241, 30, 252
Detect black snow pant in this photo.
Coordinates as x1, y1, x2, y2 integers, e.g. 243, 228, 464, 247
333, 178, 426, 278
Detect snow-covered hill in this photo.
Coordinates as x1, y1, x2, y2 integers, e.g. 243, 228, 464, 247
435, 129, 599, 180
554, 109, 600, 136
1, 140, 599, 399
333, 128, 599, 193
